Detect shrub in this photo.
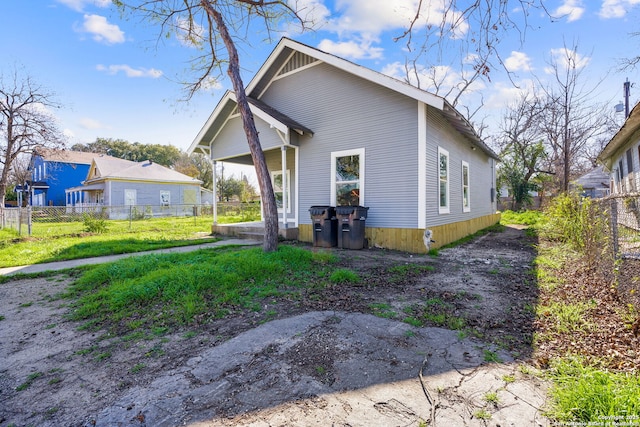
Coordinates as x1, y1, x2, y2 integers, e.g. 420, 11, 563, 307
540, 192, 610, 264
83, 215, 108, 234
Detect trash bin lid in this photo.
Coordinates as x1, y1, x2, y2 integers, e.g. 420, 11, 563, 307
336, 206, 368, 218
309, 206, 335, 216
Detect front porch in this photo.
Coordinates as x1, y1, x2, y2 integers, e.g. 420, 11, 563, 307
212, 221, 299, 241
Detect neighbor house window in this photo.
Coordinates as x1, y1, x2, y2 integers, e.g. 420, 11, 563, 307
332, 148, 365, 206
272, 170, 291, 213
438, 147, 449, 214
160, 191, 170, 206
124, 189, 136, 206
462, 161, 470, 212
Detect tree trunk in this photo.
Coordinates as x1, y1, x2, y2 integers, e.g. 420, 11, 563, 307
204, 2, 279, 252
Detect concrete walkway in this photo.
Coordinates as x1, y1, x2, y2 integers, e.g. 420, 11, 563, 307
0, 238, 260, 276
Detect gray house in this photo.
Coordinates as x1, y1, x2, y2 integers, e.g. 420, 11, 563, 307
188, 38, 500, 252
599, 102, 640, 195
66, 156, 202, 219
571, 166, 611, 198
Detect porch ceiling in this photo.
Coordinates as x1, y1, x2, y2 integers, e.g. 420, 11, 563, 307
188, 93, 312, 157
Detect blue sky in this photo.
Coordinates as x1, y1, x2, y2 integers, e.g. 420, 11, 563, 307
2, 0, 640, 164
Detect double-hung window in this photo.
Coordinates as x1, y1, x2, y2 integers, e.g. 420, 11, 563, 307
438, 147, 449, 214
332, 148, 364, 206
462, 161, 470, 212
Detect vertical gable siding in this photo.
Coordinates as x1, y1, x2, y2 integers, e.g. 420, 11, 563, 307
261, 62, 419, 228
425, 107, 495, 226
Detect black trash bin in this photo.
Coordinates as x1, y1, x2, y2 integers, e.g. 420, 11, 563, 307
309, 206, 337, 247
335, 206, 369, 249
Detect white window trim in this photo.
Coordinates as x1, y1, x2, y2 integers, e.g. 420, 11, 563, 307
271, 169, 292, 214
124, 189, 136, 206
438, 147, 450, 214
160, 190, 171, 206
462, 160, 470, 213
331, 148, 365, 206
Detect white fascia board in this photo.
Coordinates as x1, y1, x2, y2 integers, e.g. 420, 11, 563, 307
228, 93, 289, 134
187, 91, 234, 155
246, 38, 445, 111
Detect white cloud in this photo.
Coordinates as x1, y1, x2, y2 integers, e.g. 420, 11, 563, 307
174, 17, 205, 48
325, 0, 467, 40
599, 0, 640, 18
56, 0, 110, 12
80, 14, 125, 44
554, 0, 585, 22
96, 64, 163, 78
199, 76, 223, 92
504, 51, 533, 72
381, 61, 485, 97
289, 0, 332, 29
318, 39, 384, 60
79, 117, 106, 130
484, 79, 537, 110
547, 47, 591, 72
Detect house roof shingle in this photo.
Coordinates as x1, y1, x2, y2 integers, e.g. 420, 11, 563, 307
86, 156, 201, 184
35, 148, 102, 165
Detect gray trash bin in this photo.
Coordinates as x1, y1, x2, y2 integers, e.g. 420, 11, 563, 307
309, 206, 337, 247
335, 206, 369, 249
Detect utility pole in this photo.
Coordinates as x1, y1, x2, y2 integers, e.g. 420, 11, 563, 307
624, 78, 631, 118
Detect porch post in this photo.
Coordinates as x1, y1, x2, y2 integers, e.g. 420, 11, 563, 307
281, 146, 288, 229
212, 160, 218, 225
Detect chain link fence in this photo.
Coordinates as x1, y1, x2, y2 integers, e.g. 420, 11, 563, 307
594, 194, 640, 311
1, 202, 261, 237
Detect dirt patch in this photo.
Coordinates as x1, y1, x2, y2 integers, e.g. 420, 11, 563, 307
0, 225, 539, 426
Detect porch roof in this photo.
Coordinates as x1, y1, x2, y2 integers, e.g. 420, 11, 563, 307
189, 92, 313, 157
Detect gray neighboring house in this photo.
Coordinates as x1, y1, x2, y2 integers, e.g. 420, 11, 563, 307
188, 38, 500, 252
571, 166, 611, 198
66, 156, 202, 219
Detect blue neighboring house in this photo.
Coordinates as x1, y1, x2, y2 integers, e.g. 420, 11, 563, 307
25, 149, 100, 206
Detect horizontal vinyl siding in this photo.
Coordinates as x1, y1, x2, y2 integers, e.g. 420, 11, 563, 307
425, 107, 495, 227
262, 62, 419, 228
109, 181, 200, 206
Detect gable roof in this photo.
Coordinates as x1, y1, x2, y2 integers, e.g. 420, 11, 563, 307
34, 148, 100, 165
573, 165, 610, 190
598, 102, 640, 171
189, 37, 497, 160
85, 156, 201, 184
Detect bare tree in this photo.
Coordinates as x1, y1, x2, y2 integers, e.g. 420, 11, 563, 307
537, 43, 610, 192
115, 0, 311, 252
395, 0, 552, 122
0, 67, 66, 207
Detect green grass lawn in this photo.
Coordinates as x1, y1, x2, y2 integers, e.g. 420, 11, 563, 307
0, 216, 226, 267
65, 245, 337, 328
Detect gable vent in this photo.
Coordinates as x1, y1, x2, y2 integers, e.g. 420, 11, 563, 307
278, 52, 317, 76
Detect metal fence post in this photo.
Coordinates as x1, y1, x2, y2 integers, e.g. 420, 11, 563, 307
27, 205, 32, 236
610, 197, 619, 258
